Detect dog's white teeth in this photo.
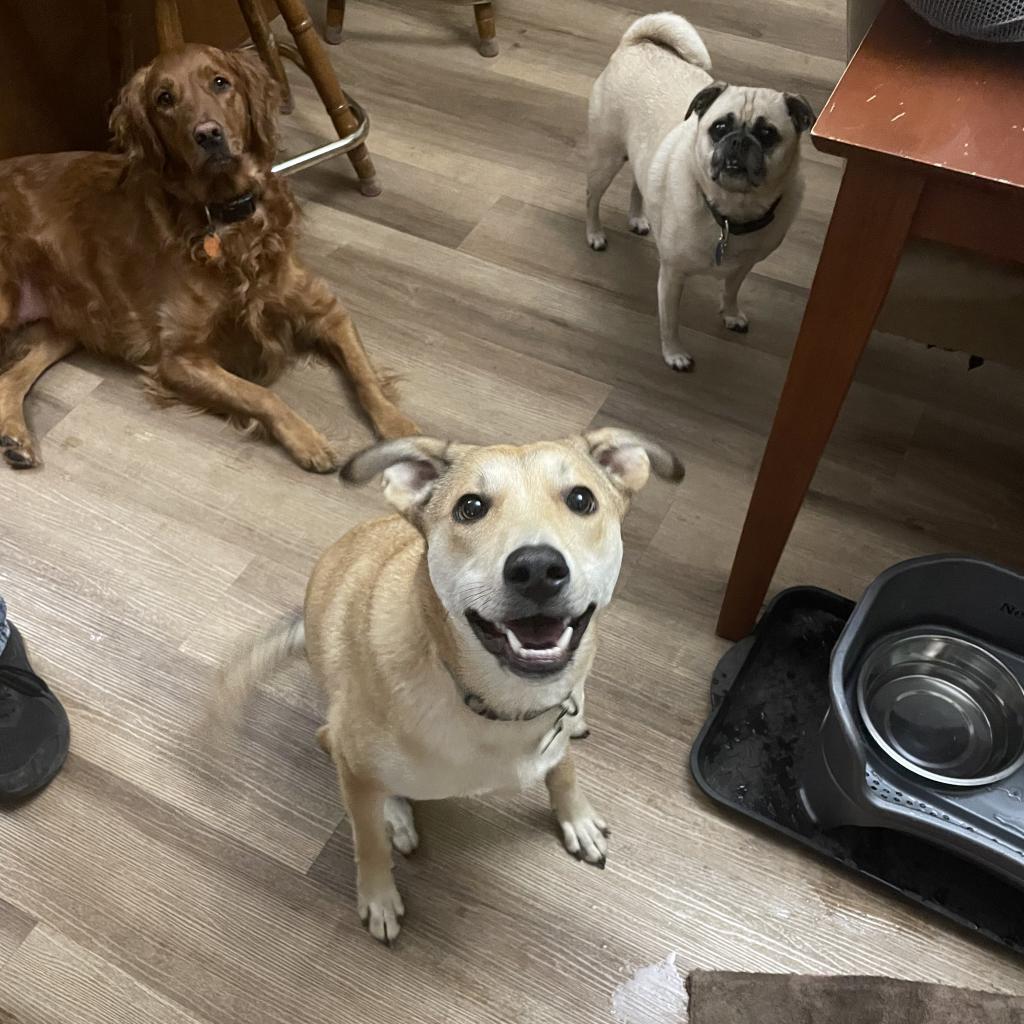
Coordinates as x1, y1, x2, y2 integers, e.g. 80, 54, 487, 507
505, 628, 525, 655
556, 626, 573, 651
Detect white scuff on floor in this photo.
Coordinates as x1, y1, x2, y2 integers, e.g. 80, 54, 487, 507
611, 952, 689, 1024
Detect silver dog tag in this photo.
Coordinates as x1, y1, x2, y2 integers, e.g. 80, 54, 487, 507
714, 218, 730, 266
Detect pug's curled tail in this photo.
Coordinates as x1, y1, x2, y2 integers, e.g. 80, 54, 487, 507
211, 614, 306, 727
620, 12, 712, 73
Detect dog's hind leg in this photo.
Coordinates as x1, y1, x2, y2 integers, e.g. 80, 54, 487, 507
384, 796, 419, 855
628, 179, 650, 236
585, 131, 625, 252
337, 759, 406, 944
0, 324, 78, 469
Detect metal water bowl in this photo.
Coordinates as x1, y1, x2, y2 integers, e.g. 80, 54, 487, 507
857, 632, 1024, 787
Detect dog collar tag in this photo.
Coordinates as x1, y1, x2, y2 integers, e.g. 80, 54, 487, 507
202, 232, 222, 260
713, 219, 730, 266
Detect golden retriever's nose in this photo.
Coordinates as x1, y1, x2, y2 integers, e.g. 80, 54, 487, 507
503, 545, 570, 604
194, 121, 225, 150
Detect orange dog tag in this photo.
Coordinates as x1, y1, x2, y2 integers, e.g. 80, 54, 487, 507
202, 232, 222, 260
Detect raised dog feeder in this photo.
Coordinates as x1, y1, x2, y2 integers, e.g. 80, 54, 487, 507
800, 555, 1024, 888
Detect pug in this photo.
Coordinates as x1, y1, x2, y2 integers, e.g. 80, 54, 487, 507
586, 12, 814, 371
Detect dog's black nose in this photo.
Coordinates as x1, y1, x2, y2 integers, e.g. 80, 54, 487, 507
503, 545, 570, 604
194, 121, 224, 150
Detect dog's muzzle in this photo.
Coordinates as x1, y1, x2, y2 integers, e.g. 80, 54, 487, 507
711, 132, 766, 187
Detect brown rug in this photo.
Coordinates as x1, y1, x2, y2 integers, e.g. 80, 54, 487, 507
688, 972, 1024, 1024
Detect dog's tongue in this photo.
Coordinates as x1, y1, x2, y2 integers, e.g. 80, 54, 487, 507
507, 616, 567, 649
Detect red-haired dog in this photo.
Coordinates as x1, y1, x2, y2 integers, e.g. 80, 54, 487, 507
0, 45, 415, 471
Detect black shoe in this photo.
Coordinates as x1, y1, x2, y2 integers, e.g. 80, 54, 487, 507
0, 622, 70, 801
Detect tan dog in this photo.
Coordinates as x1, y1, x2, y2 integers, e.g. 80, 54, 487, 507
219, 428, 683, 943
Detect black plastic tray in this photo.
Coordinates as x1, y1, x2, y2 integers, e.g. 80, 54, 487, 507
690, 587, 1024, 956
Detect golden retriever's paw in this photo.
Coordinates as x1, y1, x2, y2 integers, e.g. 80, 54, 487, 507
357, 876, 405, 945
587, 230, 608, 252
284, 427, 339, 473
558, 804, 610, 868
1, 433, 39, 469
384, 797, 419, 855
722, 311, 749, 333
376, 410, 419, 440
628, 214, 651, 236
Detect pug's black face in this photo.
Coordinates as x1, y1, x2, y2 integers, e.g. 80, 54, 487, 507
685, 82, 815, 195
706, 113, 781, 188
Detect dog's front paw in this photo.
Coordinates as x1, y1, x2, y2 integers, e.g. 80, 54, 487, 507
663, 352, 695, 373
376, 410, 418, 441
557, 805, 610, 868
587, 231, 608, 252
0, 433, 39, 469
357, 876, 405, 945
628, 215, 650, 236
723, 312, 749, 333
282, 425, 339, 473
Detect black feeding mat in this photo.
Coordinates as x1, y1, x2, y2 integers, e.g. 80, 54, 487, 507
690, 587, 1024, 956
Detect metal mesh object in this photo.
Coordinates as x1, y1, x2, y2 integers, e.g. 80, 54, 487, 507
903, 0, 1024, 41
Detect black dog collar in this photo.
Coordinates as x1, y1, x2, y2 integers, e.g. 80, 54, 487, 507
703, 192, 782, 265
204, 191, 258, 225
702, 192, 782, 236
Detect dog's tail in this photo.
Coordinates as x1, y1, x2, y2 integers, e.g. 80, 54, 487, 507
619, 12, 712, 73
211, 614, 306, 726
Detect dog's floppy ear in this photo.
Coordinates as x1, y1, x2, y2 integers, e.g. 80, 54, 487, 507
110, 66, 166, 171
583, 428, 684, 494
785, 94, 815, 134
226, 50, 281, 164
685, 81, 728, 121
341, 437, 459, 516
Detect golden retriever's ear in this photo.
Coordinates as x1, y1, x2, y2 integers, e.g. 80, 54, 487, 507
341, 437, 469, 516
226, 51, 280, 165
582, 427, 684, 494
110, 66, 165, 171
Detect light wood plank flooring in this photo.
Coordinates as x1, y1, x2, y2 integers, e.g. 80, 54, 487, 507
1, 0, 1022, 1019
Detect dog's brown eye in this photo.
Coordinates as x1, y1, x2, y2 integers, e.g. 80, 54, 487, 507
453, 494, 489, 523
156, 90, 174, 109
212, 76, 231, 93
755, 124, 779, 147
709, 120, 731, 142
565, 486, 597, 516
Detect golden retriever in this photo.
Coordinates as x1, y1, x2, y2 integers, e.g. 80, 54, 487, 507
0, 44, 415, 471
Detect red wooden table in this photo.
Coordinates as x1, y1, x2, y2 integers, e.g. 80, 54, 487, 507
717, 0, 1024, 640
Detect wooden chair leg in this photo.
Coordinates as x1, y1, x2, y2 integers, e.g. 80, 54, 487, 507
238, 0, 295, 114
325, 0, 345, 44
473, 2, 498, 57
272, 0, 381, 195
154, 0, 185, 49
715, 158, 925, 641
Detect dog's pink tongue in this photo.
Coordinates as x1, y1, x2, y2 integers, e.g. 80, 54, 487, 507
508, 616, 565, 649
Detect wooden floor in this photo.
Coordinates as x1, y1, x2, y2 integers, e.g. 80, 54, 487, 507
2, 0, 1023, 1019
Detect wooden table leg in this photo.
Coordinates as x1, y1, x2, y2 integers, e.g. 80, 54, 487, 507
715, 158, 925, 640
473, 2, 498, 57
272, 0, 380, 195
325, 0, 345, 44
155, 0, 184, 49
238, 0, 295, 114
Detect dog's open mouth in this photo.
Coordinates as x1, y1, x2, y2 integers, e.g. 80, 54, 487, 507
466, 605, 596, 677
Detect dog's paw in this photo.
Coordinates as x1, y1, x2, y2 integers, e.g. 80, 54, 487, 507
587, 231, 608, 252
663, 352, 695, 373
723, 312, 749, 333
0, 433, 39, 469
558, 805, 610, 868
569, 716, 590, 740
384, 797, 419, 855
357, 877, 405, 945
628, 215, 650, 236
377, 410, 418, 441
285, 428, 339, 473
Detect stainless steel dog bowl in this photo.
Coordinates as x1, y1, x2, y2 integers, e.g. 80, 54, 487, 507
857, 632, 1024, 787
